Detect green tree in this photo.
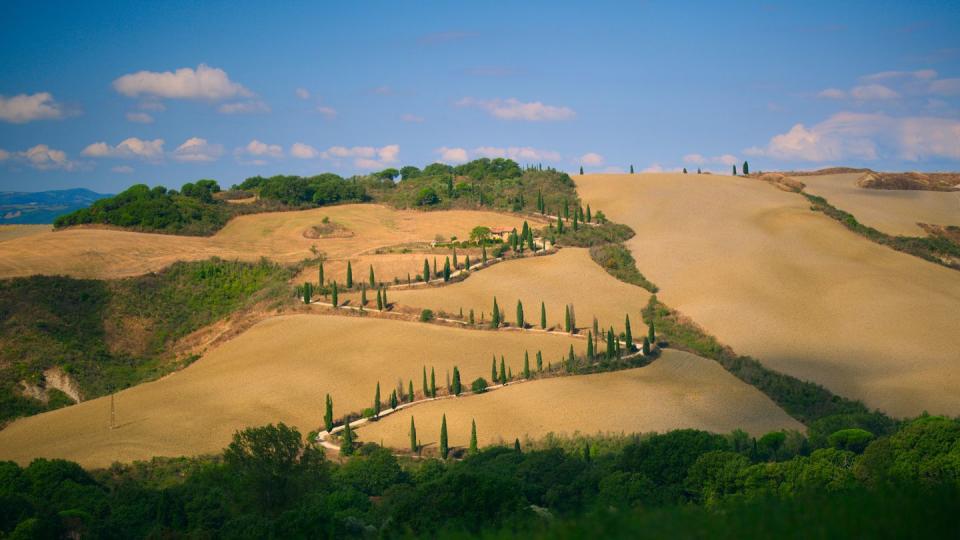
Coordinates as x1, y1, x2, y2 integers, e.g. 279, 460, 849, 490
516, 300, 524, 328
452, 248, 458, 269
536, 350, 543, 371
514, 438, 522, 453
586, 204, 592, 222
443, 257, 451, 282
567, 345, 576, 372
430, 367, 437, 397
743, 161, 750, 175
382, 287, 388, 307
440, 414, 449, 458
303, 281, 312, 304
648, 320, 655, 344
469, 308, 475, 324
523, 351, 530, 378
369, 265, 376, 288
587, 331, 594, 359
452, 366, 462, 395
319, 261, 324, 286
557, 213, 564, 234
683, 167, 688, 174
491, 297, 501, 327
732, 164, 737, 175
579, 165, 584, 175
346, 261, 353, 288
624, 314, 634, 351
422, 367, 428, 398
376, 287, 383, 310
630, 164, 635, 174
565, 305, 572, 333
389, 389, 398, 410
331, 281, 339, 307
482, 244, 488, 263
408, 380, 414, 402
361, 283, 367, 305
606, 328, 616, 359
469, 419, 478, 454
540, 301, 547, 329
410, 416, 418, 452
465, 254, 471, 269
492, 356, 498, 382
324, 394, 333, 431
341, 421, 355, 455
642, 336, 651, 355
374, 382, 381, 417
500, 356, 507, 384
423, 258, 430, 282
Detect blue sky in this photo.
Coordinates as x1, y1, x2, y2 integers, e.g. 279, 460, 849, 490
1, 0, 959, 192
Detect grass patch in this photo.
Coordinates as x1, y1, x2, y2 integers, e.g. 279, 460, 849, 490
641, 295, 893, 430
589, 243, 658, 292
803, 193, 960, 270
0, 258, 293, 425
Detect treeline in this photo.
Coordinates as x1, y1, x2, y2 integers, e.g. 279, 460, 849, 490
0, 258, 292, 425
2, 415, 957, 537
236, 173, 369, 206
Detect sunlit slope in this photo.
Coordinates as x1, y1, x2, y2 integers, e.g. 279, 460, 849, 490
388, 248, 650, 332
0, 315, 583, 468
0, 204, 534, 279
577, 173, 960, 417
796, 172, 960, 236
360, 350, 804, 449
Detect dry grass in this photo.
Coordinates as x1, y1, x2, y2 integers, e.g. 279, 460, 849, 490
577, 173, 960, 417
0, 224, 50, 242
386, 248, 650, 332
0, 314, 583, 467
0, 204, 543, 279
359, 350, 804, 450
796, 173, 960, 236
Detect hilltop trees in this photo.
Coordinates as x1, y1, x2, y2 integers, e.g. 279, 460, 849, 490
743, 161, 750, 175
630, 164, 635, 174
732, 164, 737, 176
579, 166, 584, 175
683, 167, 688, 174
440, 415, 449, 458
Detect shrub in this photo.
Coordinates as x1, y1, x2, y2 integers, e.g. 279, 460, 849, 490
471, 378, 488, 394
419, 309, 434, 322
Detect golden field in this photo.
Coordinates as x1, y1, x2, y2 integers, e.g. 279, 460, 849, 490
577, 173, 960, 417
0, 314, 583, 468
0, 224, 50, 242
387, 247, 650, 333
795, 172, 960, 236
0, 204, 540, 279
359, 350, 804, 450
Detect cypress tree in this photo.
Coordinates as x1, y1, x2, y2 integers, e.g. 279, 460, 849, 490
536, 350, 543, 371
376, 288, 383, 310
630, 164, 634, 174
537, 189, 544, 213
732, 164, 737, 175
606, 327, 615, 359
492, 356, 498, 382
465, 254, 471, 270
523, 351, 530, 378
521, 221, 530, 243
446, 371, 451, 393
586, 204, 592, 223
443, 257, 451, 282
452, 366, 462, 395
516, 300, 524, 328
683, 167, 688, 174
743, 161, 750, 175
648, 320, 655, 345
423, 258, 430, 282
514, 438, 521, 452
624, 314, 634, 351
642, 336, 651, 356
324, 394, 333, 431
430, 367, 437, 397
564, 199, 569, 219
557, 214, 564, 234
303, 282, 312, 304
482, 245, 487, 263
390, 390, 398, 410
422, 367, 428, 398
369, 265, 376, 288
573, 211, 579, 231
382, 287, 387, 307
587, 331, 594, 359
567, 345, 575, 372
491, 297, 500, 328
452, 248, 458, 269
374, 382, 381, 417
440, 414, 449, 458
500, 356, 507, 384
697, 167, 702, 174
319, 261, 325, 286
408, 380, 414, 402
346, 261, 353, 288
469, 419, 478, 454
593, 317, 599, 337
331, 281, 338, 307
540, 301, 547, 329
410, 416, 417, 452
508, 366, 512, 379
361, 284, 367, 305
433, 257, 437, 279
579, 165, 584, 175
341, 421, 354, 455
469, 309, 475, 324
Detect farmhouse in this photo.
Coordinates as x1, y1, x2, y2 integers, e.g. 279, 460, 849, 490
490, 226, 515, 241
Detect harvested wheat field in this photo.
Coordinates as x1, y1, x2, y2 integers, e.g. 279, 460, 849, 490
0, 314, 582, 468
577, 173, 960, 417
387, 248, 650, 332
795, 172, 960, 236
0, 224, 50, 242
0, 204, 541, 279
359, 350, 803, 450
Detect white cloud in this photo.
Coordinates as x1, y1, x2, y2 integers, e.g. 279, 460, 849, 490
579, 152, 604, 166
929, 78, 960, 96
682, 153, 706, 164
456, 97, 575, 121
82, 138, 165, 161
173, 137, 223, 162
20, 144, 76, 170
0, 92, 65, 123
218, 100, 270, 114
862, 69, 937, 81
473, 146, 561, 162
747, 111, 960, 162
237, 139, 283, 159
316, 106, 337, 119
317, 144, 399, 168
401, 113, 424, 123
113, 64, 252, 100
125, 112, 154, 123
817, 88, 847, 99
436, 147, 469, 164
849, 84, 899, 100
112, 165, 134, 173
290, 142, 319, 159
295, 88, 310, 100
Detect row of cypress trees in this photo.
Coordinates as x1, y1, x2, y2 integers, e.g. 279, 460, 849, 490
408, 415, 479, 458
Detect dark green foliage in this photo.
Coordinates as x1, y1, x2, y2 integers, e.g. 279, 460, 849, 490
471, 377, 488, 394
491, 297, 501, 327
630, 164, 634, 174
606, 328, 616, 359
239, 173, 368, 206
443, 257, 451, 281
389, 390, 398, 410
492, 356, 498, 382
551, 221, 634, 247
423, 367, 428, 398
586, 331, 594, 359
540, 301, 546, 329
369, 265, 376, 288
803, 193, 960, 270
376, 287, 383, 310
564, 305, 571, 332
828, 428, 874, 453
440, 415, 449, 458
324, 394, 333, 431
430, 368, 437, 398
410, 416, 418, 452
452, 367, 462, 395
318, 260, 324, 286
373, 382, 381, 417
743, 161, 750, 175
302, 281, 312, 303
523, 351, 530, 379
499, 357, 507, 385
536, 350, 543, 371
732, 164, 737, 175
470, 420, 478, 454
419, 309, 434, 322
567, 345, 576, 372
624, 314, 634, 351
408, 380, 414, 403
341, 421, 355, 455
0, 259, 291, 425
642, 336, 651, 356
589, 243, 658, 292
516, 300, 524, 328
423, 258, 430, 282
345, 261, 353, 288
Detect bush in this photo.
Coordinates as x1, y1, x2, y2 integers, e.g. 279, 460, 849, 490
828, 428, 874, 453
589, 243, 658, 292
416, 187, 439, 206
471, 378, 488, 394
419, 309, 434, 322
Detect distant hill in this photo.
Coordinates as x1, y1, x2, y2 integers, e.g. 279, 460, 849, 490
0, 188, 112, 224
